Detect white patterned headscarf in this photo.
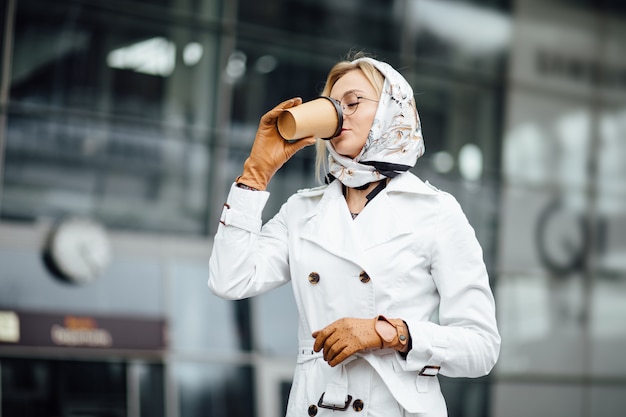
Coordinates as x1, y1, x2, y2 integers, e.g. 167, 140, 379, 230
326, 57, 425, 188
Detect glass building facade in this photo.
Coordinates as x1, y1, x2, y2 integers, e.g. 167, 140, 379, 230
0, 0, 625, 416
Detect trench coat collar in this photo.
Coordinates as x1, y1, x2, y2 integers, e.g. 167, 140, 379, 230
382, 171, 439, 196
299, 172, 437, 262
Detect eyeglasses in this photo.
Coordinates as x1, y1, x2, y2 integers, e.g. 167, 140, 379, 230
337, 92, 379, 116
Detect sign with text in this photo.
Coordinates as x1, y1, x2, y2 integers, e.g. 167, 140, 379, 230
0, 310, 166, 351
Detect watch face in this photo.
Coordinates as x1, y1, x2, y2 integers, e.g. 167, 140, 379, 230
46, 217, 112, 284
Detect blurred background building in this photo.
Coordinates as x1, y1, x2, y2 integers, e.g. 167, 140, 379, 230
0, 0, 625, 416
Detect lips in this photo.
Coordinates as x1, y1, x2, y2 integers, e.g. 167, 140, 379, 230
333, 129, 348, 140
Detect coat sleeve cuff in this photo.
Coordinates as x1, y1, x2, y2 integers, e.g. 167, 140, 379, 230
395, 320, 448, 375
219, 182, 270, 233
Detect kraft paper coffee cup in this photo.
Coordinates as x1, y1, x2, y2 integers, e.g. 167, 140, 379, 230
277, 96, 343, 140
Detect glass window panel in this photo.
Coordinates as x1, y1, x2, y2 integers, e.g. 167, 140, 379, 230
0, 358, 49, 416
3, 0, 221, 234
590, 104, 626, 377
174, 362, 254, 417
0, 358, 127, 417
237, 0, 401, 53
547, 0, 626, 16
595, 17, 626, 278
499, 186, 591, 275
599, 18, 626, 103
138, 362, 165, 417
590, 385, 626, 417
439, 376, 494, 417
495, 6, 626, 417
406, 0, 510, 76
492, 382, 585, 417
169, 260, 243, 353
497, 91, 591, 377
496, 271, 587, 376
409, 75, 502, 176
501, 92, 592, 272
252, 284, 299, 356
228, 47, 332, 128
118, 0, 224, 20
595, 105, 626, 277
503, 91, 591, 190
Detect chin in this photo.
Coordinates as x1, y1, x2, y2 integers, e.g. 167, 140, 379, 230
333, 144, 358, 158
331, 138, 361, 159
335, 146, 354, 159
339, 151, 359, 159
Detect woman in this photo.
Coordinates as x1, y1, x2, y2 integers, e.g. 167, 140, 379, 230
209, 55, 500, 417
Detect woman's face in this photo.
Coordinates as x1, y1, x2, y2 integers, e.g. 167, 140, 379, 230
329, 69, 379, 159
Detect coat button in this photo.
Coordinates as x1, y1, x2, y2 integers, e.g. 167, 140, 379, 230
353, 399, 364, 412
308, 404, 318, 416
359, 271, 370, 283
308, 272, 320, 284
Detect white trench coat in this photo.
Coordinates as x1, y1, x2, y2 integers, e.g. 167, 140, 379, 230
209, 172, 500, 417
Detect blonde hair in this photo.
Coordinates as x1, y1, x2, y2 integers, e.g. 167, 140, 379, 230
314, 54, 385, 184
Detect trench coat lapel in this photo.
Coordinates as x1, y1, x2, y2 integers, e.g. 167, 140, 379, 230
300, 173, 436, 261
300, 181, 362, 263
350, 190, 411, 250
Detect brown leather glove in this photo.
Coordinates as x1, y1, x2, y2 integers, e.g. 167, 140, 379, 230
237, 98, 316, 190
376, 316, 410, 352
312, 316, 410, 367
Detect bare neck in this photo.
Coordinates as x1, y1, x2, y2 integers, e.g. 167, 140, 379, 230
344, 180, 384, 215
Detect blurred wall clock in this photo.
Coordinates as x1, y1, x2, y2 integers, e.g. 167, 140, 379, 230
43, 216, 112, 285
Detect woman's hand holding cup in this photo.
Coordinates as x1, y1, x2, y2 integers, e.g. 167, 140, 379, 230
237, 98, 316, 190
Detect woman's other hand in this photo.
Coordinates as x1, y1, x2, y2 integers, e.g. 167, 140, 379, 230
312, 317, 382, 367
312, 316, 410, 367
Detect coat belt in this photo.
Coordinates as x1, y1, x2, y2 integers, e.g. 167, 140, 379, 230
297, 344, 428, 414
297, 344, 357, 409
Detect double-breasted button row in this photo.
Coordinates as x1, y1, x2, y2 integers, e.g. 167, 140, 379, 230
307, 271, 371, 285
